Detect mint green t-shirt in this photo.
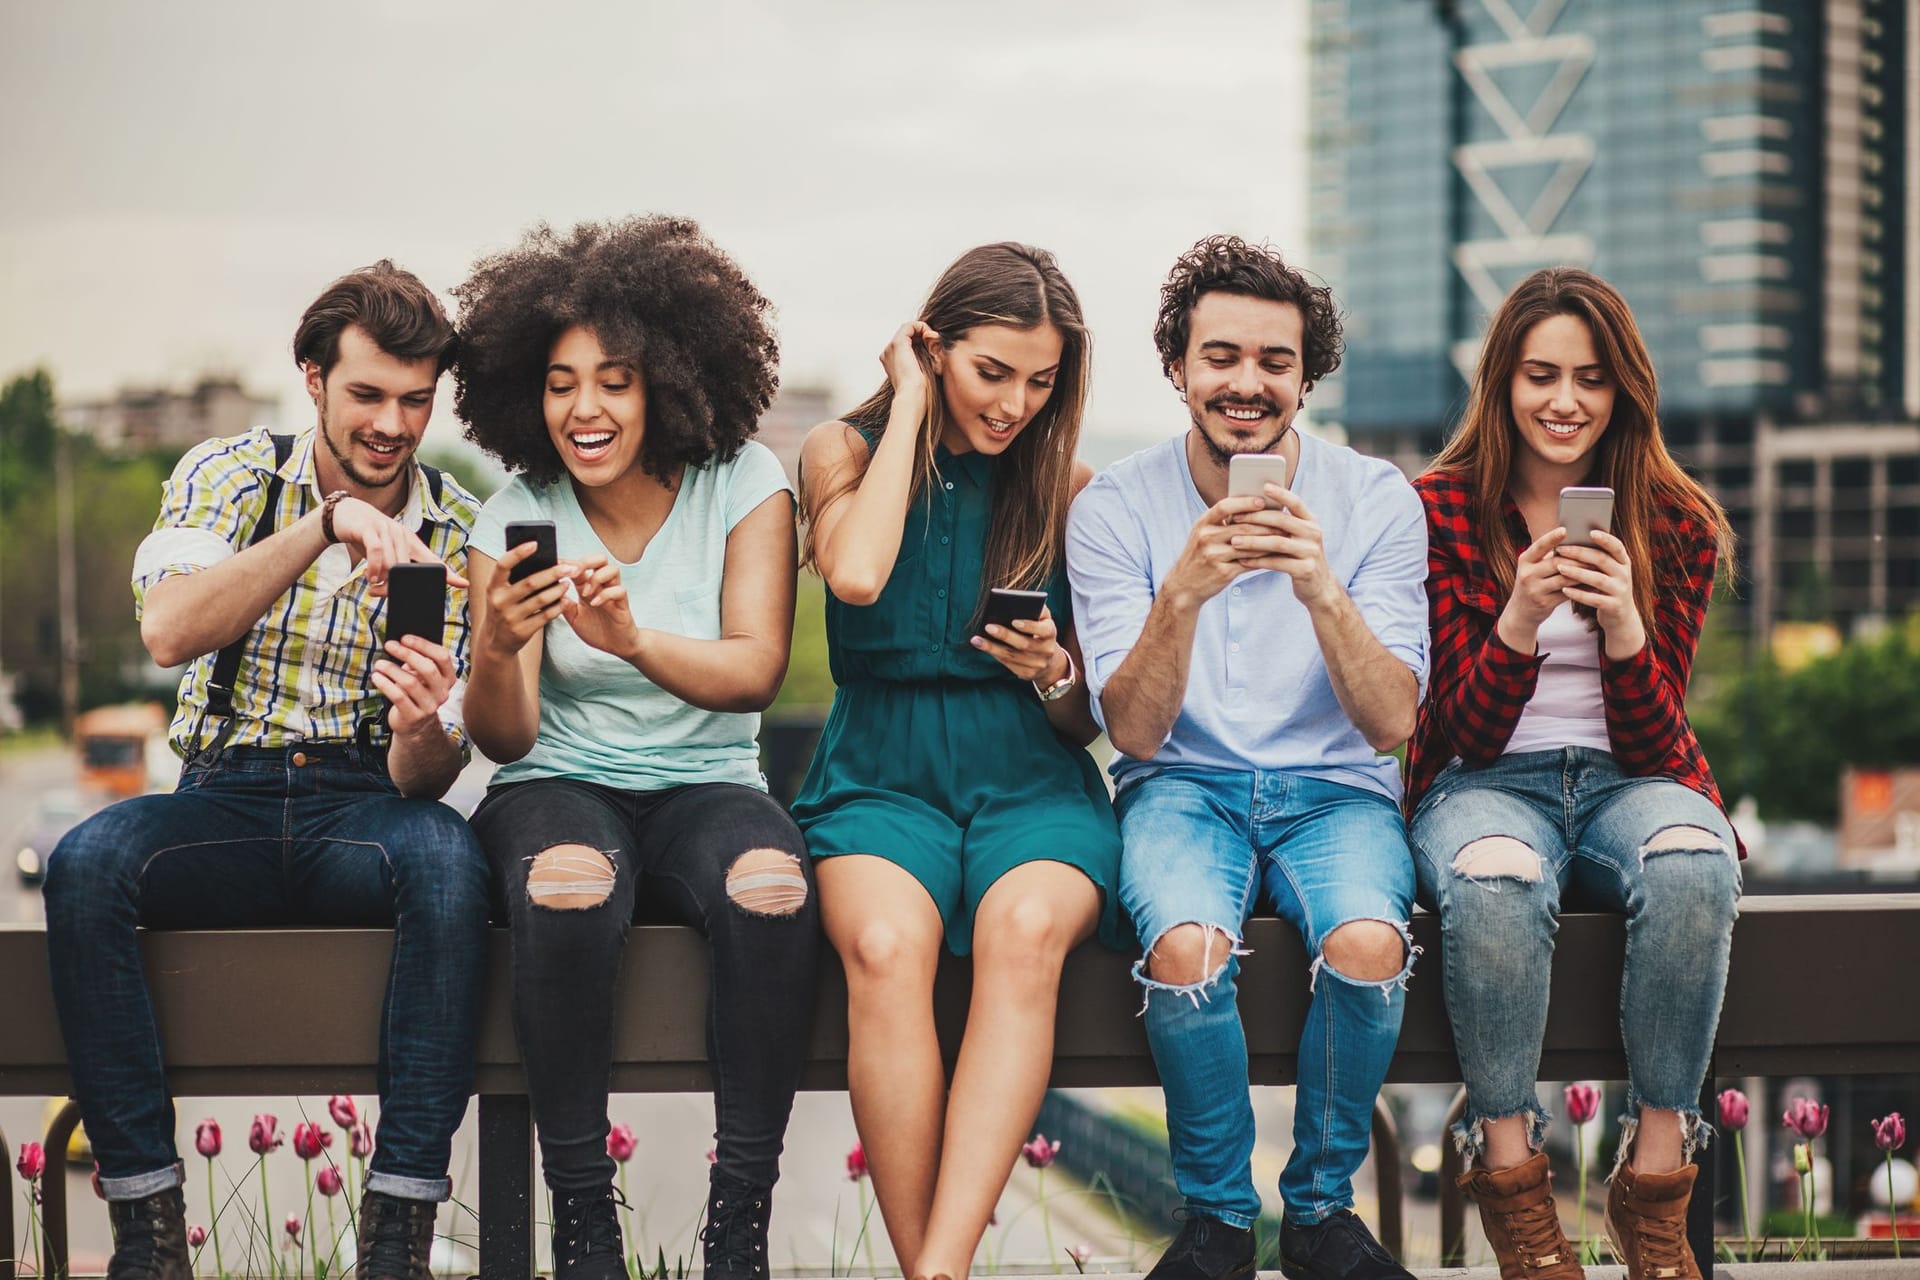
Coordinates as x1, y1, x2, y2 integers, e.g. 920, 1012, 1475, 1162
471, 441, 792, 792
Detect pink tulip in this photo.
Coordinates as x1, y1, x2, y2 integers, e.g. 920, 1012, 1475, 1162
188, 1225, 208, 1249
607, 1123, 637, 1163
846, 1142, 868, 1181
1717, 1088, 1749, 1131
1067, 1244, 1092, 1266
317, 1166, 344, 1197
328, 1095, 359, 1131
349, 1120, 374, 1160
705, 1148, 717, 1164
285, 1214, 301, 1243
16, 1142, 45, 1181
195, 1118, 222, 1158
249, 1114, 283, 1155
1022, 1134, 1062, 1169
1783, 1097, 1830, 1140
291, 1122, 331, 1161
1563, 1083, 1600, 1126
1874, 1112, 1907, 1153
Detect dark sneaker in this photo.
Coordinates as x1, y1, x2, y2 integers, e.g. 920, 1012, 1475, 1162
106, 1187, 190, 1280
355, 1190, 437, 1280
552, 1184, 628, 1280
702, 1170, 772, 1280
1278, 1209, 1413, 1280
1144, 1213, 1256, 1280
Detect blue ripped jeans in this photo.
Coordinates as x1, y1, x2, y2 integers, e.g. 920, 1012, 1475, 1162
1117, 766, 1416, 1228
1410, 747, 1740, 1165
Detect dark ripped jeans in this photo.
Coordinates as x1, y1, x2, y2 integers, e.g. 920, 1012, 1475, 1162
470, 777, 819, 1192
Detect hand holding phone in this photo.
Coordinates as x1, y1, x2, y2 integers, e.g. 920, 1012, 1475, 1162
503, 520, 559, 584
978, 587, 1048, 637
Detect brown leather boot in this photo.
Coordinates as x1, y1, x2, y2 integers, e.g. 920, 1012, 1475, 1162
105, 1187, 191, 1280
1605, 1162, 1699, 1280
1457, 1152, 1585, 1279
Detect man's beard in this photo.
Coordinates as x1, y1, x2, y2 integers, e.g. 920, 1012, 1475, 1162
1190, 395, 1294, 468
319, 397, 410, 492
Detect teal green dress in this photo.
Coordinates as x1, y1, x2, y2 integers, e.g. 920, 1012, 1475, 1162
791, 444, 1125, 954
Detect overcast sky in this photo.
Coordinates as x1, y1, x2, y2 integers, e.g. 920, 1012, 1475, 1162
0, 1, 1308, 451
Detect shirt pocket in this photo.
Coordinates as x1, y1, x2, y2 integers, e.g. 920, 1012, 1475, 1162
671, 575, 724, 640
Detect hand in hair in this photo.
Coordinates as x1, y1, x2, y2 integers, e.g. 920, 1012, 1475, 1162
878, 321, 938, 426
1556, 530, 1645, 660
1493, 527, 1570, 655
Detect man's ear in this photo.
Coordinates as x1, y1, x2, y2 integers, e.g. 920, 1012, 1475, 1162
304, 360, 325, 405
1170, 359, 1186, 401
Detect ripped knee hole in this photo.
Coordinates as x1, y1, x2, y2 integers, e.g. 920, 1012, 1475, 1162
1146, 922, 1235, 987
527, 844, 616, 909
725, 848, 809, 917
1452, 835, 1544, 881
1639, 825, 1728, 856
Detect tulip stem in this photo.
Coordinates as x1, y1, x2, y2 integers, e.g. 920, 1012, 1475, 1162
209, 1158, 227, 1279
855, 1178, 876, 1277
1039, 1166, 1059, 1274
1889, 1152, 1903, 1261
1732, 1131, 1752, 1264
304, 1172, 317, 1280
26, 1184, 42, 1280
1573, 1126, 1588, 1259
258, 1156, 277, 1280
619, 1165, 636, 1280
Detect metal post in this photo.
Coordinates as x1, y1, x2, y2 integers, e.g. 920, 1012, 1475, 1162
1690, 1069, 1716, 1279
1438, 1087, 1470, 1266
1370, 1097, 1405, 1262
478, 1094, 534, 1279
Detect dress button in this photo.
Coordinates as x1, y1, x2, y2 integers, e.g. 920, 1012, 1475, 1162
940, 535, 950, 545
945, 481, 955, 490
292, 751, 309, 767
928, 643, 940, 653
937, 589, 947, 599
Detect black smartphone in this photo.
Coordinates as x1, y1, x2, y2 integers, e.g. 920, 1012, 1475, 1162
384, 562, 447, 649
979, 587, 1048, 636
504, 520, 558, 584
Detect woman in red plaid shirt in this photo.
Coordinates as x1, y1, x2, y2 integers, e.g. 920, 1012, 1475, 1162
1405, 268, 1740, 1280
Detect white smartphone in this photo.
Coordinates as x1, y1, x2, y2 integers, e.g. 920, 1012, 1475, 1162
1227, 453, 1291, 508
1558, 486, 1615, 547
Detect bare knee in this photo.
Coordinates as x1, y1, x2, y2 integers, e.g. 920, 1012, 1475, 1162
1452, 835, 1544, 881
1639, 825, 1729, 858
526, 844, 615, 910
725, 847, 810, 917
1322, 919, 1406, 983
842, 918, 936, 987
1145, 922, 1234, 987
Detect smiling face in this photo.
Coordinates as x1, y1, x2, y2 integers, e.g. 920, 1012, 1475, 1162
1171, 292, 1306, 467
308, 324, 438, 494
1509, 311, 1614, 477
543, 325, 646, 485
932, 323, 1064, 456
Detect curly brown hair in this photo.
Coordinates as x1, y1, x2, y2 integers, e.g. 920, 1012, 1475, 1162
1152, 234, 1344, 391
452, 217, 779, 485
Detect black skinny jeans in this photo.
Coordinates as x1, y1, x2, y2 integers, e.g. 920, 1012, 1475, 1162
472, 777, 819, 1192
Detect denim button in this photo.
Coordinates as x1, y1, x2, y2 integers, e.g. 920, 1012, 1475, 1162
292, 751, 309, 767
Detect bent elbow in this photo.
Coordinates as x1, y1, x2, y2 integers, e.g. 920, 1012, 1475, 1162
142, 617, 191, 670
825, 571, 882, 608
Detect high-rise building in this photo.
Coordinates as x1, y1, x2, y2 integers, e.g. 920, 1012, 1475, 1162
1310, 0, 1919, 633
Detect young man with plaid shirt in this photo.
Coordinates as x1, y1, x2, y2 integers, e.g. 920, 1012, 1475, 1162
45, 261, 488, 1280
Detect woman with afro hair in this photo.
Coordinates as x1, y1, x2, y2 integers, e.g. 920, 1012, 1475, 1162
454, 216, 818, 1280
791, 243, 1124, 1280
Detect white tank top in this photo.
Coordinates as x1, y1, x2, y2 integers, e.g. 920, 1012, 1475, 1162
1504, 602, 1612, 756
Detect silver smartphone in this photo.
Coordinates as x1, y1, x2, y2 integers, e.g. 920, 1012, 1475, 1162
1558, 486, 1615, 547
1227, 453, 1291, 508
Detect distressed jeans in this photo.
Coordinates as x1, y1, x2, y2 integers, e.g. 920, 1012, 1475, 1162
1410, 747, 1740, 1164
1117, 766, 1416, 1227
44, 743, 490, 1202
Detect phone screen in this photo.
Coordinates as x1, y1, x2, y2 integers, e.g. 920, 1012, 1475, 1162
384, 563, 447, 648
504, 521, 558, 584
980, 588, 1047, 635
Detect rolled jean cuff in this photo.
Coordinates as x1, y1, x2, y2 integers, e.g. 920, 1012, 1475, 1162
1611, 1095, 1712, 1180
366, 1170, 452, 1202
1450, 1104, 1550, 1161
100, 1160, 185, 1201
1188, 1204, 1259, 1231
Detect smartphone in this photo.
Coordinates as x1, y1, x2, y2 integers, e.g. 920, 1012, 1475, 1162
979, 587, 1048, 636
503, 520, 558, 584
1558, 486, 1615, 548
1227, 453, 1291, 508
384, 562, 447, 649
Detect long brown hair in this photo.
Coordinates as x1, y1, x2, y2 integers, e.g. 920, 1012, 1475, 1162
1429, 267, 1734, 631
800, 242, 1090, 602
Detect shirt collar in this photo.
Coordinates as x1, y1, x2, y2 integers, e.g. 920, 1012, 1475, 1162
937, 444, 993, 488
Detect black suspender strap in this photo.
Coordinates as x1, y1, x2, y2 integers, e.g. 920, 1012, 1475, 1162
193, 433, 294, 759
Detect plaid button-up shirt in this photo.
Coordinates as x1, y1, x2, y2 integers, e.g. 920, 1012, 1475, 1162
1404, 469, 1737, 849
131, 427, 478, 758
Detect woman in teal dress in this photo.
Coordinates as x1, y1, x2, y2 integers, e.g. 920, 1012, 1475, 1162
792, 242, 1122, 1280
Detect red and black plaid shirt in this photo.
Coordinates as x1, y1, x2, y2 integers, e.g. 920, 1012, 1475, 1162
1404, 469, 1739, 853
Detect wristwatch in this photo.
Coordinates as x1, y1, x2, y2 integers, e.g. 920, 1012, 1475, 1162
320, 490, 350, 544
1034, 650, 1079, 702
